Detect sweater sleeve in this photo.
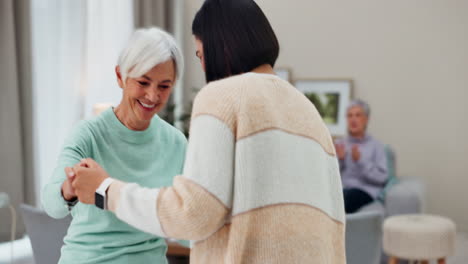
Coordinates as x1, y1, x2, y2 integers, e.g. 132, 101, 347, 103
172, 131, 191, 248
41, 121, 91, 219
108, 114, 234, 241
338, 158, 346, 172
358, 141, 388, 186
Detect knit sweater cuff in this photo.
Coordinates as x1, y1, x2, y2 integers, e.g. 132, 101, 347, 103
109, 181, 166, 237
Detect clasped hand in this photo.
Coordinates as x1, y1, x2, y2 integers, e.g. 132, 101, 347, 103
334, 143, 361, 162
64, 158, 110, 205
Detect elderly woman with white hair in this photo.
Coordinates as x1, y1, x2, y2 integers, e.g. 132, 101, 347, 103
41, 27, 186, 264
334, 99, 389, 213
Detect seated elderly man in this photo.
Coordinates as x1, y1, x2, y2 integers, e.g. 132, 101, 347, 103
335, 99, 388, 213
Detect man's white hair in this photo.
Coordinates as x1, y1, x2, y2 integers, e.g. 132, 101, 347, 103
347, 99, 371, 117
117, 27, 183, 83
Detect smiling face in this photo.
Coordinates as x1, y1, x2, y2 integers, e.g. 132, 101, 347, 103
115, 59, 175, 130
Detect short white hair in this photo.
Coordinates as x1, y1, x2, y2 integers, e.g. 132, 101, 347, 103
117, 27, 183, 82
347, 99, 371, 117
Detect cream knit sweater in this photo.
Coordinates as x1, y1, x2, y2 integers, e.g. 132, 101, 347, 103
107, 72, 346, 264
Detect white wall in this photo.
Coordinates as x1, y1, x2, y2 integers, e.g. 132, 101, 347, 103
183, 0, 468, 231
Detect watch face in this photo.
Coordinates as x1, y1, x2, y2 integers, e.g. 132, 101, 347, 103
95, 192, 104, 210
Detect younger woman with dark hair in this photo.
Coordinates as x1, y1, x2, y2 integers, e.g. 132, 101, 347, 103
69, 0, 346, 263
191, 0, 279, 82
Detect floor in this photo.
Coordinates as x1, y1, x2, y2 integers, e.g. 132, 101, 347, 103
1, 233, 467, 264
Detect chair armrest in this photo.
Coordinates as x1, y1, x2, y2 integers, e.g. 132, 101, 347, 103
385, 176, 425, 216
345, 211, 384, 264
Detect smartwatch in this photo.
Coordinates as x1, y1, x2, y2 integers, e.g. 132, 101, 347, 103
95, 178, 115, 210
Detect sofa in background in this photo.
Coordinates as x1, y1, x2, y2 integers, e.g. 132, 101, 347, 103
360, 145, 425, 217
345, 145, 426, 264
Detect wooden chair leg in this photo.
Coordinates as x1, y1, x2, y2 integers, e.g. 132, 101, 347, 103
438, 258, 446, 264
388, 256, 398, 264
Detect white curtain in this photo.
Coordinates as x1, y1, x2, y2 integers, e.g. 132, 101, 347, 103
84, 0, 134, 118
31, 0, 134, 204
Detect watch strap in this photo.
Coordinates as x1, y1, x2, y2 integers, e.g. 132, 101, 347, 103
95, 178, 115, 210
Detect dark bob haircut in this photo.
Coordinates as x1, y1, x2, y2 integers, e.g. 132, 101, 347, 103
192, 0, 280, 83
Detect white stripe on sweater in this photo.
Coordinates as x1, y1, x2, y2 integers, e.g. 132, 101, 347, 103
115, 183, 166, 237
183, 115, 235, 208
233, 129, 345, 223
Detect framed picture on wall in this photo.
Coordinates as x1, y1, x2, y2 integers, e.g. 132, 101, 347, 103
274, 67, 291, 82
295, 79, 353, 136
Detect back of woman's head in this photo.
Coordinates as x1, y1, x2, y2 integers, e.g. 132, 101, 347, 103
118, 27, 183, 83
192, 0, 279, 82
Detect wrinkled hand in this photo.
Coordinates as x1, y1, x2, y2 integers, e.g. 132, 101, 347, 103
67, 158, 110, 205
351, 144, 361, 162
335, 143, 346, 160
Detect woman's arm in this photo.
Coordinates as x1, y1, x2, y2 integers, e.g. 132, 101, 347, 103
359, 142, 388, 186
41, 121, 91, 219
73, 114, 235, 241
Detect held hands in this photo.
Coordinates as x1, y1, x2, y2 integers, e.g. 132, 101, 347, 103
334, 143, 361, 162
64, 158, 110, 205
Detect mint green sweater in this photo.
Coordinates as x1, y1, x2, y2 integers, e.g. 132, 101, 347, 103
41, 108, 187, 264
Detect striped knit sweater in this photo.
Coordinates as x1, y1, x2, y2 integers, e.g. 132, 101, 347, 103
107, 72, 346, 263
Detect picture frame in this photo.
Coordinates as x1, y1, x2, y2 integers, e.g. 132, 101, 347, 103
295, 79, 353, 136
274, 67, 291, 82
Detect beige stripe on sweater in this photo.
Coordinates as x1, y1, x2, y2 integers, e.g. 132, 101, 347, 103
157, 176, 229, 240
191, 203, 345, 264
191, 73, 336, 155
